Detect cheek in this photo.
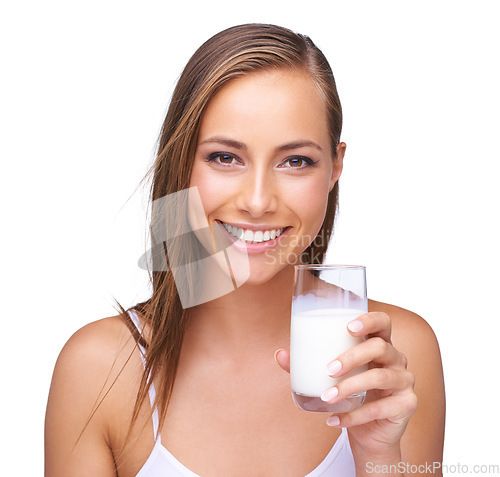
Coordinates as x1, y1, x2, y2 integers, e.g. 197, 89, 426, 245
189, 165, 230, 215
289, 176, 331, 231
188, 166, 232, 253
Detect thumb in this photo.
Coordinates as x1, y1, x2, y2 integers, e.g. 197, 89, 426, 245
274, 348, 290, 373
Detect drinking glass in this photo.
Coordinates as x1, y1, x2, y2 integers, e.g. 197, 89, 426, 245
290, 264, 368, 412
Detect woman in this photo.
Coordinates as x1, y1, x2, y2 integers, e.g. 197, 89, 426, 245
45, 24, 445, 476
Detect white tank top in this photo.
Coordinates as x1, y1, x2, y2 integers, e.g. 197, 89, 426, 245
128, 309, 356, 476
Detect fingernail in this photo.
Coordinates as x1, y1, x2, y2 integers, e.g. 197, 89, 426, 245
326, 416, 340, 427
348, 320, 363, 333
274, 349, 281, 364
321, 386, 338, 402
327, 359, 342, 376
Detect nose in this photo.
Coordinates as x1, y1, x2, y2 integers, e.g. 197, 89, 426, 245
236, 166, 278, 218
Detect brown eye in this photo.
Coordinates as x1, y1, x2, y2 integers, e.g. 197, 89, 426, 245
206, 152, 238, 166
281, 156, 317, 169
289, 157, 304, 167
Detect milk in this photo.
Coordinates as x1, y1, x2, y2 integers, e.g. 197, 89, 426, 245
290, 308, 367, 397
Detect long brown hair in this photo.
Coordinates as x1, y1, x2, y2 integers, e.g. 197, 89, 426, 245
118, 23, 343, 440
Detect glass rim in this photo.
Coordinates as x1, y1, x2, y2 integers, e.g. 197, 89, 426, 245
294, 264, 366, 271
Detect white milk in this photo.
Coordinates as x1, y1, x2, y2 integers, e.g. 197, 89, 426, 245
290, 308, 367, 397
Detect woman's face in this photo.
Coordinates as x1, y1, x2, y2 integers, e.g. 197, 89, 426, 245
189, 68, 345, 286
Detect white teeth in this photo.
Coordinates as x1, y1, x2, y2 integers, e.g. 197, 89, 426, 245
244, 229, 254, 242
220, 221, 286, 243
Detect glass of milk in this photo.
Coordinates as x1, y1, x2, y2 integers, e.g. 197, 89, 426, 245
290, 265, 368, 413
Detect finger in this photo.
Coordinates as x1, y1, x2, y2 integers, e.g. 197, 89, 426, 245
327, 337, 408, 377
326, 392, 418, 428
347, 311, 391, 343
321, 367, 415, 404
274, 348, 290, 373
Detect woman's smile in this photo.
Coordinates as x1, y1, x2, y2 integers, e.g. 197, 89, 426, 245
214, 219, 292, 254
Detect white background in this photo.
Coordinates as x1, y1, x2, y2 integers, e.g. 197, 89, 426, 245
1, 1, 499, 474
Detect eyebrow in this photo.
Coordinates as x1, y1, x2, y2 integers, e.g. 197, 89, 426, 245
198, 136, 323, 152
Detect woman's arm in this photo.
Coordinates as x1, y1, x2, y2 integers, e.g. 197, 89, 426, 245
45, 320, 123, 477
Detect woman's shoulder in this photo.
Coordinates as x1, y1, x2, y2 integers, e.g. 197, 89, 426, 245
368, 298, 439, 349
367, 299, 444, 404
45, 312, 143, 475
367, 298, 443, 383
49, 312, 142, 411
57, 312, 137, 370
48, 310, 146, 426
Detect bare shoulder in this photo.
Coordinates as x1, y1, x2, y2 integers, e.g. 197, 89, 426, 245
48, 312, 141, 425
50, 314, 139, 403
57, 313, 136, 370
45, 312, 140, 476
368, 298, 440, 352
368, 299, 445, 463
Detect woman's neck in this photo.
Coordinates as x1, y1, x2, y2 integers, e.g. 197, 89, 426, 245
184, 265, 294, 358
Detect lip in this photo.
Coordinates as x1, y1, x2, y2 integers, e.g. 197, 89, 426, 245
216, 220, 289, 232
214, 220, 291, 254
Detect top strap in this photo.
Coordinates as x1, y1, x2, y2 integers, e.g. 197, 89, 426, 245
128, 309, 160, 440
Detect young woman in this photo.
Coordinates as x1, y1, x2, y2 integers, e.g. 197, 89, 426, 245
45, 24, 445, 476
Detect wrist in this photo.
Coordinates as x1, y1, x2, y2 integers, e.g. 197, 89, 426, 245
352, 444, 403, 476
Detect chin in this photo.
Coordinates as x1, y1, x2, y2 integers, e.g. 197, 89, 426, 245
238, 260, 293, 287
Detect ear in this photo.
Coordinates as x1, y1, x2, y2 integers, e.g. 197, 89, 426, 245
329, 142, 346, 192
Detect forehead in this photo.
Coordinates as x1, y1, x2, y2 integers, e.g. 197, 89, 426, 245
198, 69, 330, 150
